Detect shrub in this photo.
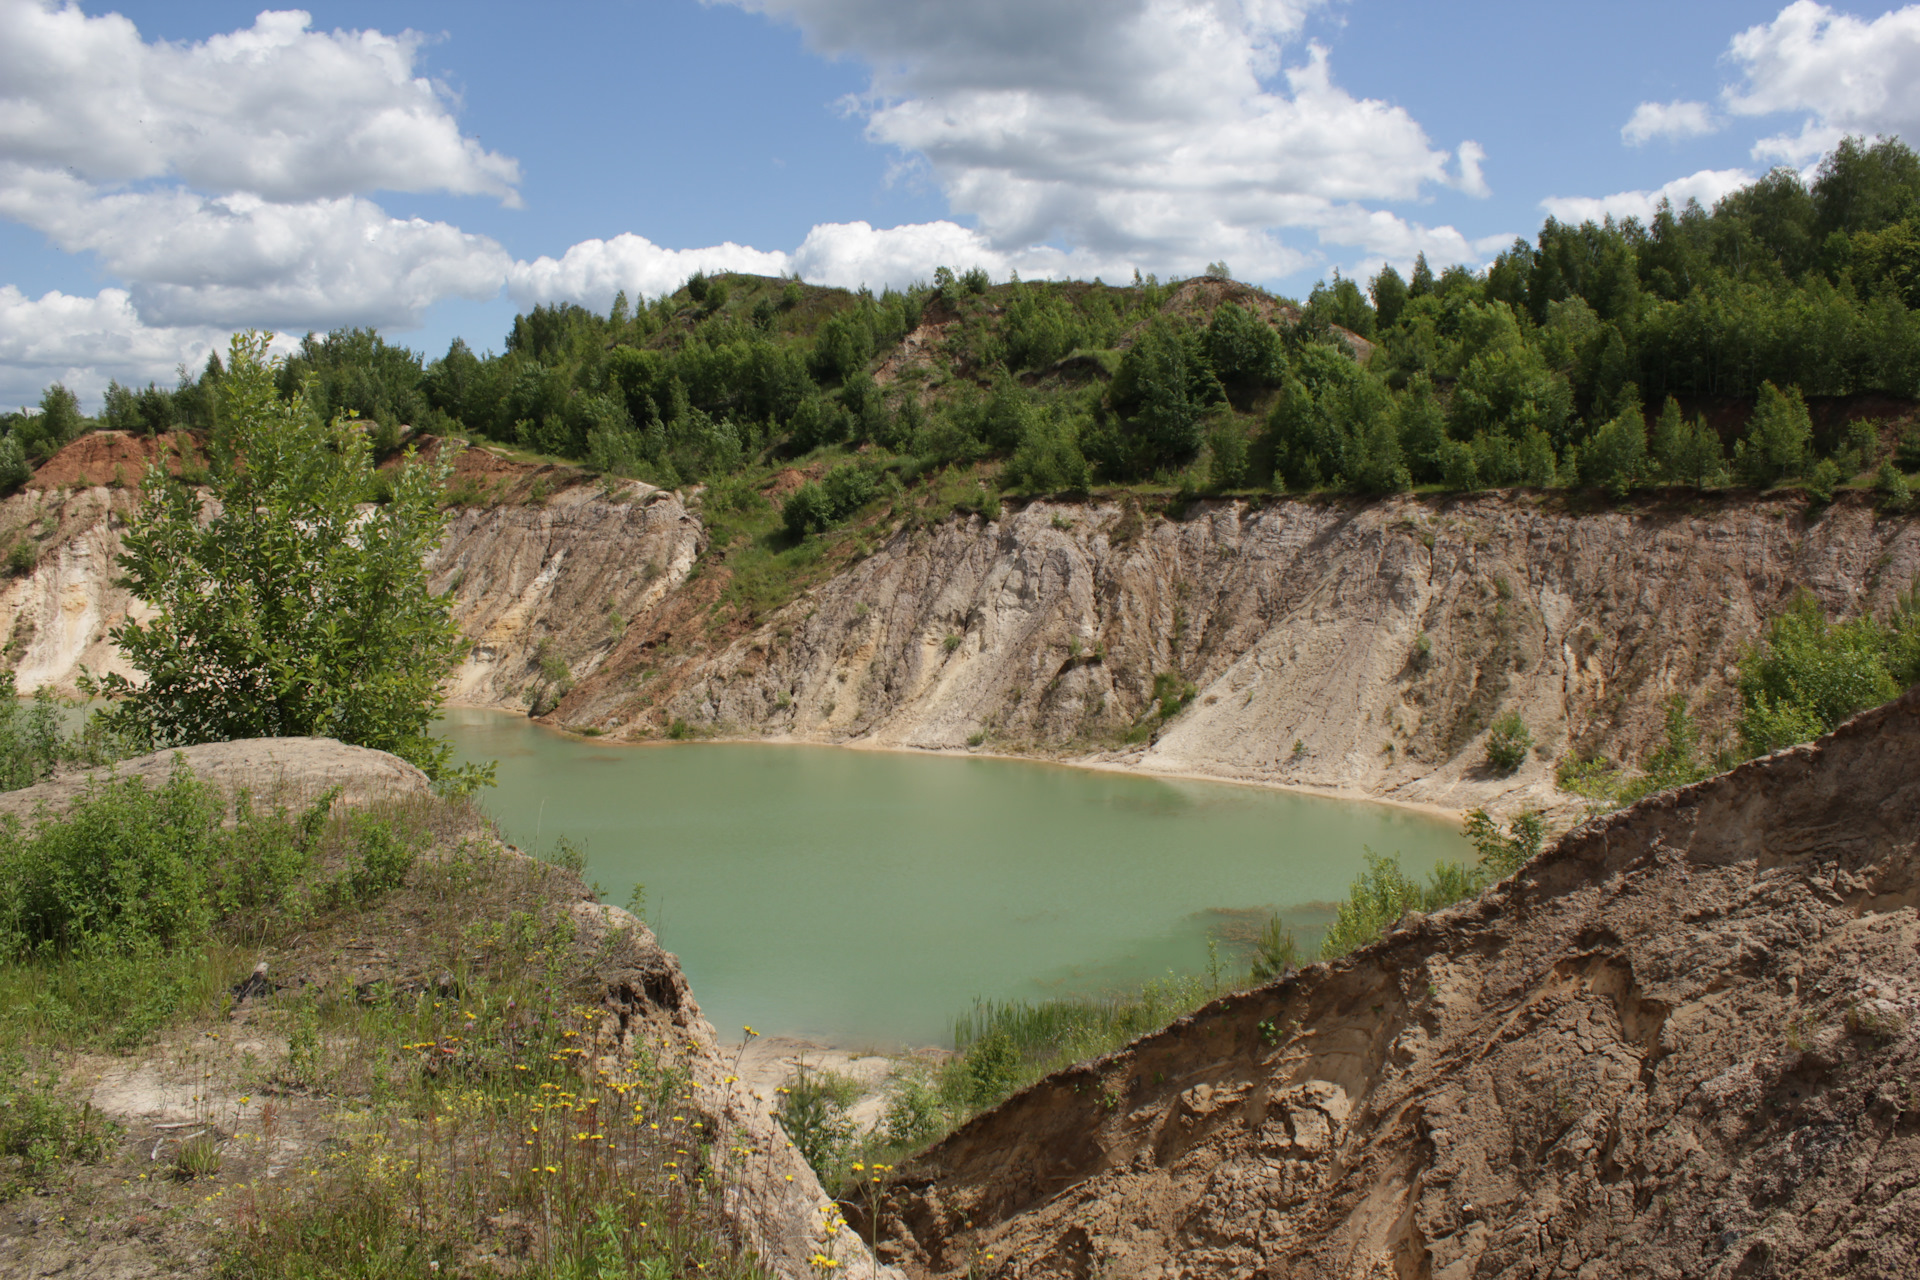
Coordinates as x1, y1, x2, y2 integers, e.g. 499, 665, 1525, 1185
0, 674, 64, 791
1462, 808, 1545, 877
1005, 412, 1091, 493
776, 1067, 855, 1178
782, 463, 880, 538
0, 1057, 116, 1196
5, 538, 35, 577
1876, 460, 1913, 512
1484, 710, 1533, 773
1737, 591, 1918, 756
1318, 853, 1460, 960
0, 766, 416, 964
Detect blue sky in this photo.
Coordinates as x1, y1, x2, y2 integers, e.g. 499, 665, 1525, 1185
2, 0, 1914, 406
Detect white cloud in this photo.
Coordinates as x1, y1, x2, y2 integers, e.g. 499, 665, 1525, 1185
716, 0, 1492, 275
508, 235, 794, 311
0, 286, 226, 408
0, 166, 512, 330
0, 1, 520, 203
1622, 100, 1719, 145
0, 2, 524, 397
1539, 168, 1753, 226
1725, 2, 1920, 164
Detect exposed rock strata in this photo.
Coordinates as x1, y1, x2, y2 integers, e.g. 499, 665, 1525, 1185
648, 492, 1920, 815
427, 479, 704, 709
868, 686, 1920, 1279
5, 450, 1917, 817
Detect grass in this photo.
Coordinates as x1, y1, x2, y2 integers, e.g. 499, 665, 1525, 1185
0, 768, 775, 1279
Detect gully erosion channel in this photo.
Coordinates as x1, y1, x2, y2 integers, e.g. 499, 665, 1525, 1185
436, 706, 1472, 1049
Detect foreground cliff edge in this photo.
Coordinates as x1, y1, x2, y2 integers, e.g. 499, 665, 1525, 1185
866, 684, 1920, 1278
0, 739, 896, 1280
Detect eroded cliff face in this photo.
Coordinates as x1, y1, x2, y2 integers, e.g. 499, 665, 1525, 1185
426, 480, 705, 710
867, 687, 1920, 1278
5, 435, 1917, 818
613, 492, 1920, 815
0, 484, 146, 691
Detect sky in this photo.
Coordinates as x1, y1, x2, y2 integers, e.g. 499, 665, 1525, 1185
5, 0, 1920, 408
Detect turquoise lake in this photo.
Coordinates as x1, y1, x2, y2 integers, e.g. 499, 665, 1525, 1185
436, 708, 1470, 1047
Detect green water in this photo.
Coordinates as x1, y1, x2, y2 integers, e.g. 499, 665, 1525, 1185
436, 708, 1470, 1047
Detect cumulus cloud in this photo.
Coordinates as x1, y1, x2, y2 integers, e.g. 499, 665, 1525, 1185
1725, 2, 1920, 164
0, 166, 511, 330
1622, 100, 1719, 145
0, 286, 228, 408
0, 2, 524, 397
509, 235, 794, 311
0, 1, 520, 203
1539, 168, 1753, 227
716, 0, 1491, 273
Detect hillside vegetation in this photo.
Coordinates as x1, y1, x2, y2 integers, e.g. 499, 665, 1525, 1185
10, 137, 1920, 524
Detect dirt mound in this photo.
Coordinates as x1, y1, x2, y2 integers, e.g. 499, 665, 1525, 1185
28, 430, 199, 489
871, 686, 1920, 1278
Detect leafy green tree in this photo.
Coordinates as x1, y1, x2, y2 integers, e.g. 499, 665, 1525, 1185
0, 436, 29, 494
1408, 253, 1435, 298
1733, 381, 1813, 486
1369, 264, 1410, 330
1005, 411, 1091, 493
1649, 396, 1728, 486
1877, 460, 1913, 512
1811, 135, 1920, 239
1108, 319, 1210, 473
1205, 421, 1250, 491
1205, 303, 1285, 386
84, 332, 486, 790
1435, 437, 1479, 490
1580, 391, 1648, 496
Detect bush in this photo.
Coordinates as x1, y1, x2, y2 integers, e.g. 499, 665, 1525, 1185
0, 766, 418, 964
0, 674, 64, 792
1737, 591, 1919, 756
0, 1056, 115, 1196
782, 463, 880, 538
1462, 808, 1545, 877
1005, 412, 1091, 493
1877, 460, 1913, 512
1484, 710, 1533, 772
1318, 852, 1475, 960
775, 1067, 856, 1179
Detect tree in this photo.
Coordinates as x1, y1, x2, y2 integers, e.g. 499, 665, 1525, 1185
1733, 381, 1813, 486
1370, 264, 1410, 330
1108, 319, 1210, 472
84, 332, 487, 790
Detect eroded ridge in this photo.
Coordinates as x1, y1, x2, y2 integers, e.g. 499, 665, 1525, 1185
873, 686, 1920, 1279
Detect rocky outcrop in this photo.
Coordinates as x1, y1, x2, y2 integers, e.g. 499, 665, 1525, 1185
0, 484, 146, 691
0, 736, 434, 819
867, 685, 1920, 1278
648, 492, 1920, 815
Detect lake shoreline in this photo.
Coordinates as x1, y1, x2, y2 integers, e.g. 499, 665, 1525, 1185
441, 702, 1474, 826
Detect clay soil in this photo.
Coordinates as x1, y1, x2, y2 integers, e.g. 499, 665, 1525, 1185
27, 431, 201, 490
